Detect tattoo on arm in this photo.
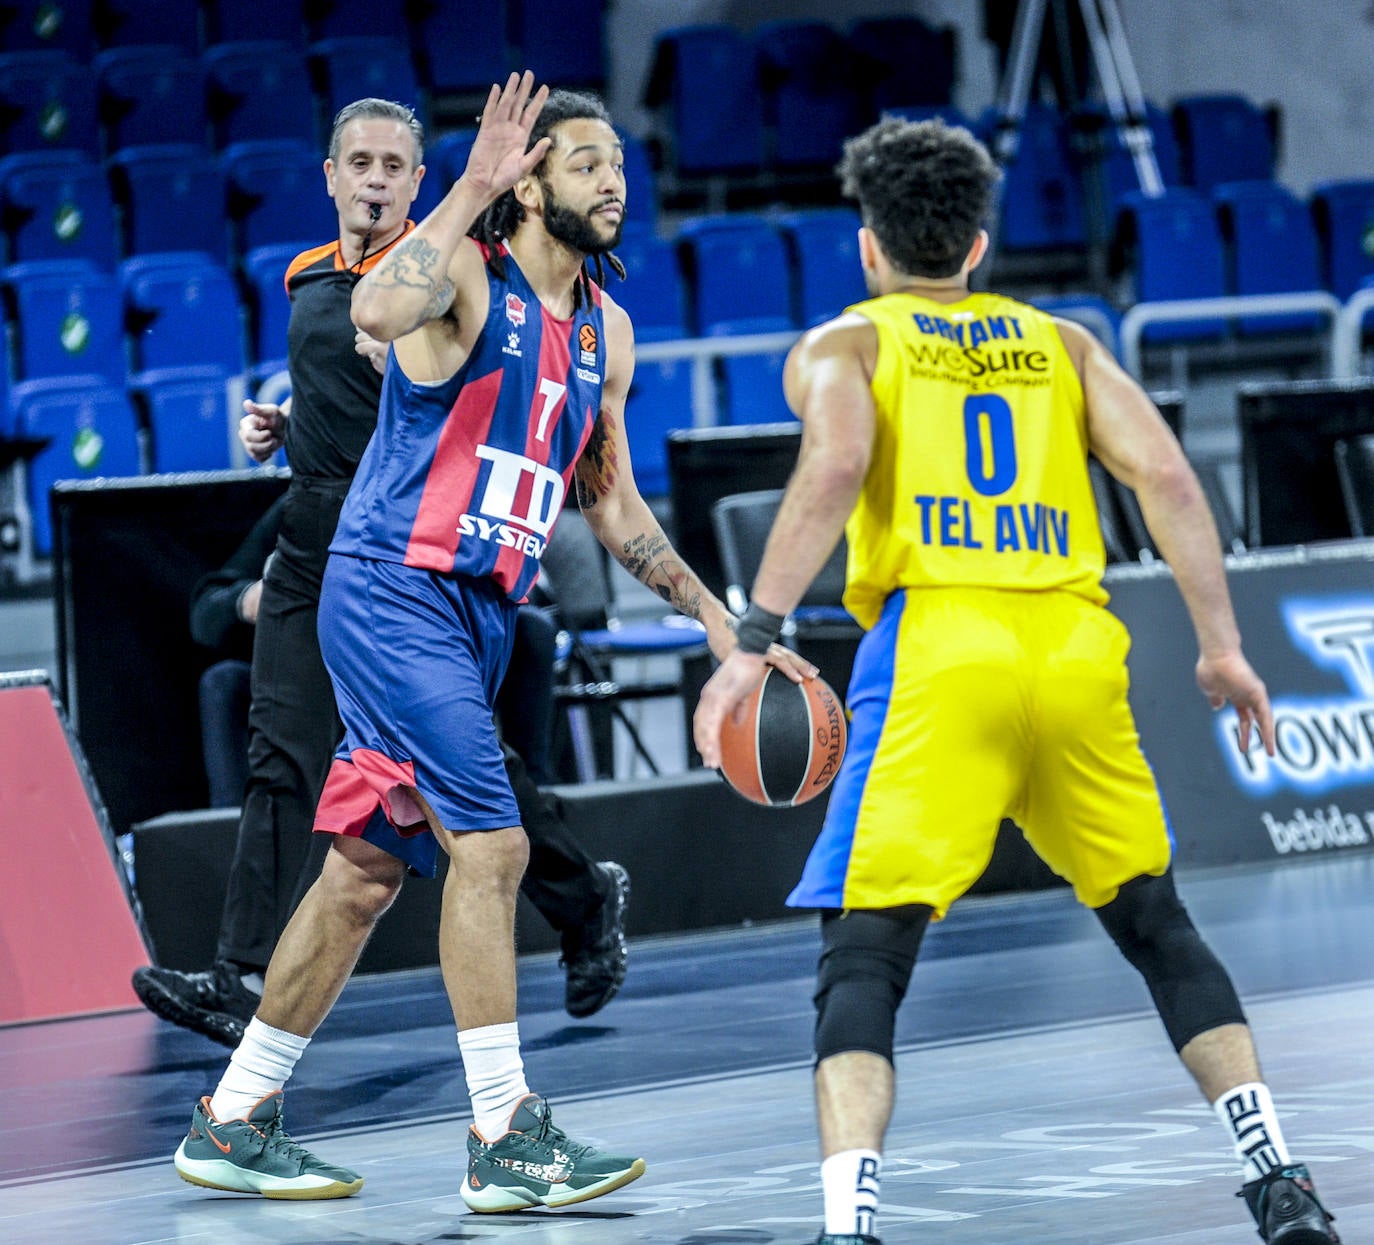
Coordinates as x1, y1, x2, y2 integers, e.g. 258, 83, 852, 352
372, 237, 454, 321
619, 532, 669, 580
616, 534, 703, 620
575, 412, 618, 510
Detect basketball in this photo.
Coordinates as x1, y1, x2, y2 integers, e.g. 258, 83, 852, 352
717, 669, 847, 807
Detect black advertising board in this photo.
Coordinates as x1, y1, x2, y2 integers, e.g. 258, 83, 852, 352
1107, 539, 1374, 868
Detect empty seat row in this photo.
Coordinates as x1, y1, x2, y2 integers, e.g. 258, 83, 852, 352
1114, 178, 1374, 343
0, 143, 338, 270
0, 1, 603, 94
0, 39, 423, 162
3, 369, 240, 555
645, 17, 956, 179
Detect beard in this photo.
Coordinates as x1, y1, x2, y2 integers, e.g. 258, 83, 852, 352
542, 186, 624, 255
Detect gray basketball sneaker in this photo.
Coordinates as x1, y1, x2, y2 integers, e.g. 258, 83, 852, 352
462, 1093, 645, 1212
174, 1093, 363, 1200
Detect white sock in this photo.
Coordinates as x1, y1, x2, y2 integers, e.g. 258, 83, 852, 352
459, 1022, 529, 1140
209, 1017, 310, 1121
821, 1149, 881, 1237
1214, 1081, 1292, 1183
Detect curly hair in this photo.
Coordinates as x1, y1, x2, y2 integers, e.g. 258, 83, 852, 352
470, 89, 626, 310
329, 98, 424, 168
837, 117, 1000, 279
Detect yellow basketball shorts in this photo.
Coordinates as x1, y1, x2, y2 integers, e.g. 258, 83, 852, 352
787, 586, 1173, 916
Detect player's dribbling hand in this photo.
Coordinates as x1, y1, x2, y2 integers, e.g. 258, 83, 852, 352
462, 71, 551, 202
239, 400, 286, 463
694, 643, 816, 769
1196, 649, 1276, 757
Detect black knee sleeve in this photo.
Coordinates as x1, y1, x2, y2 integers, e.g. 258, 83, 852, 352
813, 906, 932, 1065
1095, 870, 1246, 1052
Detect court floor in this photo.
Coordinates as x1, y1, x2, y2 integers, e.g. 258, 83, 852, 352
2, 851, 1371, 1245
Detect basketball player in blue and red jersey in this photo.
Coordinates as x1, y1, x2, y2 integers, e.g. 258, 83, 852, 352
695, 117, 1343, 1245
172, 73, 811, 1213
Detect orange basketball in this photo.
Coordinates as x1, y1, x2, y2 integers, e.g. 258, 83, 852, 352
717, 670, 847, 807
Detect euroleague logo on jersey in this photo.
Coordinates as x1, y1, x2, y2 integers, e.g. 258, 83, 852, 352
578, 323, 597, 367
505, 293, 526, 328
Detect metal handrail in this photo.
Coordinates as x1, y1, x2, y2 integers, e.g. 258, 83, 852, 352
1119, 291, 1342, 379
1332, 286, 1374, 379
637, 330, 801, 427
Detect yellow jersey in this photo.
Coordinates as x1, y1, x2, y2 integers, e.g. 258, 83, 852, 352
841, 290, 1107, 629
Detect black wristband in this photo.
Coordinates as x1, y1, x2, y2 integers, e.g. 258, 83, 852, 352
734, 601, 785, 655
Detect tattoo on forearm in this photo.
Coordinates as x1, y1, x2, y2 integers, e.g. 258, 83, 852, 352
619, 532, 669, 579
614, 536, 703, 619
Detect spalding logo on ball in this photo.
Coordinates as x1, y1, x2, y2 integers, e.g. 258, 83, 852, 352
717, 670, 847, 807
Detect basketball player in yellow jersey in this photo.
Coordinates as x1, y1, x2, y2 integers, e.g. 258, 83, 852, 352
695, 118, 1342, 1245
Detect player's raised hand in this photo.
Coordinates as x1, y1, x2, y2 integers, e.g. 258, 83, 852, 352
462, 71, 550, 201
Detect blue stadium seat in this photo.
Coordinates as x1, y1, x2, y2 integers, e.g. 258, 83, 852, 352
1115, 188, 1226, 342
204, 41, 317, 149
624, 356, 694, 498
408, 0, 506, 93
978, 102, 1085, 251
121, 253, 245, 376
775, 207, 865, 328
1091, 101, 1182, 219
882, 103, 970, 128
0, 152, 118, 269
95, 45, 209, 153
205, 0, 307, 46
409, 128, 476, 225
242, 240, 315, 374
619, 131, 655, 225
1214, 180, 1323, 335
676, 213, 793, 334
130, 364, 236, 472
644, 25, 766, 177
753, 20, 861, 172
307, 0, 411, 43
9, 376, 142, 554
1172, 94, 1276, 194
223, 140, 337, 257
1310, 179, 1374, 300
848, 15, 956, 117
1031, 293, 1122, 358
310, 37, 424, 124
514, 0, 605, 88
2, 260, 127, 383
426, 127, 477, 184
0, 0, 96, 59
714, 320, 795, 426
610, 222, 687, 340
0, 50, 101, 159
108, 144, 231, 262
93, 0, 201, 52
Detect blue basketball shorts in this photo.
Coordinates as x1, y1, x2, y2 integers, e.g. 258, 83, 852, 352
313, 553, 520, 877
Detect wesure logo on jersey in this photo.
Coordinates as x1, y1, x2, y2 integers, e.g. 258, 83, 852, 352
505, 292, 526, 328
457, 445, 564, 557
1223, 597, 1374, 793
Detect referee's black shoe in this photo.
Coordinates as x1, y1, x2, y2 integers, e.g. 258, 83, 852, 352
560, 861, 629, 1018
131, 960, 259, 1048
815, 1235, 881, 1244
1241, 1164, 1340, 1243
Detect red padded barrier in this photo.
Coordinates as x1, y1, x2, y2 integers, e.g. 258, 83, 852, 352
0, 676, 148, 1024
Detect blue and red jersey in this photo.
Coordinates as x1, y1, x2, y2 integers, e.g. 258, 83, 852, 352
330, 242, 605, 601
